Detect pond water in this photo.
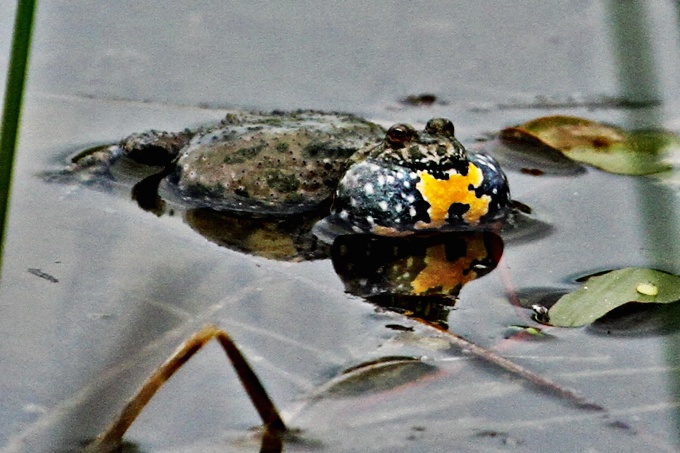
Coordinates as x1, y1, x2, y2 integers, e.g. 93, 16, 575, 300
2, 1, 680, 452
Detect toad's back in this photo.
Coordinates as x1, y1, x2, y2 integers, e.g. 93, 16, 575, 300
172, 110, 384, 214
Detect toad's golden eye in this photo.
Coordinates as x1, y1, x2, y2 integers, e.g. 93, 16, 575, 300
385, 124, 415, 147
425, 118, 455, 138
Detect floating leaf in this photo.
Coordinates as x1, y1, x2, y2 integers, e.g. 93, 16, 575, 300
548, 268, 680, 327
501, 115, 677, 175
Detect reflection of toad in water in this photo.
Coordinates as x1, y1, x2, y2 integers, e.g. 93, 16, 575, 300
331, 232, 504, 328
184, 206, 332, 261
174, 201, 505, 328
180, 204, 505, 327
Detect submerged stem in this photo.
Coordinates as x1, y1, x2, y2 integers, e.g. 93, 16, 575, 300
413, 317, 605, 411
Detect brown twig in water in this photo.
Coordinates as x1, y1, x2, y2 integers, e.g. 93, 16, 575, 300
85, 324, 285, 453
411, 317, 604, 411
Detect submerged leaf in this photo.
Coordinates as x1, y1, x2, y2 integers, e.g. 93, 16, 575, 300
548, 268, 680, 327
314, 356, 438, 398
501, 115, 677, 175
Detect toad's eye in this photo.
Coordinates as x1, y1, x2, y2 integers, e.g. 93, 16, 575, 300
425, 118, 455, 138
385, 124, 415, 147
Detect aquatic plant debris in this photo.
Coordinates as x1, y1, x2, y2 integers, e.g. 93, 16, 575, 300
27, 268, 59, 283
501, 115, 678, 175
548, 268, 680, 327
505, 325, 545, 338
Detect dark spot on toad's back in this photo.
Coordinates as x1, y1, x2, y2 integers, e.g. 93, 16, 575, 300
266, 170, 301, 193
303, 143, 358, 159
408, 145, 421, 160
223, 143, 266, 164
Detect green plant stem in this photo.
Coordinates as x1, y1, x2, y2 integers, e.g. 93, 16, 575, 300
0, 0, 37, 276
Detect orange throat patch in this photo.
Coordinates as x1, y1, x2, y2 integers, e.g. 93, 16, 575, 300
409, 238, 487, 295
415, 163, 491, 229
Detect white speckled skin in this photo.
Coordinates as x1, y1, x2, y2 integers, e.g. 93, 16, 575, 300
332, 119, 511, 235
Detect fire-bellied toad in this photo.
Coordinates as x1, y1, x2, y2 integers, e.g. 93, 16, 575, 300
68, 111, 511, 235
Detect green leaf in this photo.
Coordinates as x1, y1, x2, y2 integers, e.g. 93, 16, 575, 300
1, 0, 37, 278
548, 268, 680, 327
501, 115, 676, 175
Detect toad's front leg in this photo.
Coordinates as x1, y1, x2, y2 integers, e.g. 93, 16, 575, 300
68, 129, 194, 176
